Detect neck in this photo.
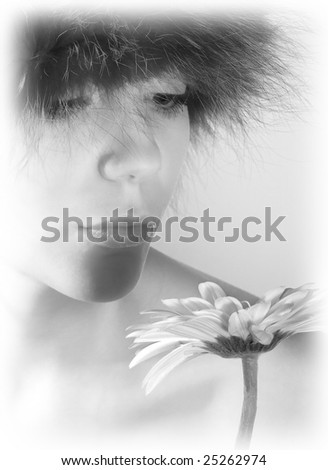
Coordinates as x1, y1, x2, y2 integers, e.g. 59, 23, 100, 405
0, 257, 150, 434
0, 257, 141, 378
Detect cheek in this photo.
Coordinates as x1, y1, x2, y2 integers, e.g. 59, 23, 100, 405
155, 111, 190, 180
7, 121, 93, 213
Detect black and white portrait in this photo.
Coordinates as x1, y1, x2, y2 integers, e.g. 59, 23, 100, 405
0, 0, 326, 467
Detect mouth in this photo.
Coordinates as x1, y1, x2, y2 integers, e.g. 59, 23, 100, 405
81, 220, 158, 249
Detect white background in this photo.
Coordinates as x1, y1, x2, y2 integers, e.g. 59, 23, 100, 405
0, 0, 327, 468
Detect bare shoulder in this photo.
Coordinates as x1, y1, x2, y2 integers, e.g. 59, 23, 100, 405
138, 248, 258, 306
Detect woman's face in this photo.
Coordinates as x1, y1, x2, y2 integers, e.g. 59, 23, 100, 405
0, 74, 190, 301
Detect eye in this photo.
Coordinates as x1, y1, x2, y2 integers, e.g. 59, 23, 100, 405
151, 90, 189, 115
47, 96, 90, 120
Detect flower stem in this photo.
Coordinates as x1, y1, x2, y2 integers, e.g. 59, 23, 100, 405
236, 354, 259, 449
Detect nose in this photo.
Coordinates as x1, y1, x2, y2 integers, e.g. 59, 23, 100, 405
98, 121, 161, 183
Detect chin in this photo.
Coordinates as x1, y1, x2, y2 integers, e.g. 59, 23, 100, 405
43, 243, 149, 303
64, 273, 142, 303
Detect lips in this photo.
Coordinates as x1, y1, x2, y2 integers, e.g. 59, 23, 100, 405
82, 220, 158, 248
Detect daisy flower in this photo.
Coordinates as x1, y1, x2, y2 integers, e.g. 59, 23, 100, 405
127, 282, 324, 448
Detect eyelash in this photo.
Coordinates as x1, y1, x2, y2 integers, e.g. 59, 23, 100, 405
47, 90, 189, 120
47, 96, 90, 120
151, 90, 189, 116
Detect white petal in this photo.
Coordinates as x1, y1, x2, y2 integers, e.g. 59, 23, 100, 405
161, 299, 193, 316
291, 293, 327, 317
264, 307, 323, 334
250, 325, 274, 345
228, 310, 251, 340
198, 315, 230, 336
129, 340, 180, 368
279, 290, 309, 305
192, 309, 231, 330
279, 316, 324, 334
126, 330, 146, 339
248, 301, 271, 323
143, 343, 207, 394
140, 309, 182, 319
126, 317, 180, 334
167, 316, 229, 340
180, 297, 213, 311
268, 300, 294, 317
198, 282, 226, 304
261, 286, 286, 304
166, 323, 216, 342
239, 309, 252, 327
214, 297, 242, 315
133, 331, 193, 343
261, 306, 294, 332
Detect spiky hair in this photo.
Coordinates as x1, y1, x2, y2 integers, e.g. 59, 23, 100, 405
17, 12, 292, 135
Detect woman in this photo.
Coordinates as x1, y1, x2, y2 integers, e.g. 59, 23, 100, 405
0, 11, 322, 449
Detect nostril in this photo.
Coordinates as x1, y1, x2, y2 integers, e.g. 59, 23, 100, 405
98, 153, 115, 181
98, 151, 160, 182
